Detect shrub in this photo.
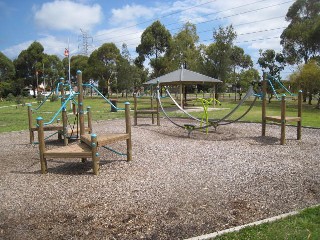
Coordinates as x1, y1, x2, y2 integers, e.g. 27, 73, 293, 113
15, 95, 25, 105
6, 93, 15, 102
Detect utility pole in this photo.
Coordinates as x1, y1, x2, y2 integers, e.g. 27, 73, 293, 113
79, 29, 93, 56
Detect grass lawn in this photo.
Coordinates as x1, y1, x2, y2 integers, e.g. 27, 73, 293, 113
0, 94, 319, 133
212, 205, 320, 240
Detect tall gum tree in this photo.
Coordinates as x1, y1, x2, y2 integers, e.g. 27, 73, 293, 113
88, 43, 122, 97
170, 22, 201, 71
0, 52, 15, 97
136, 20, 172, 78
281, 0, 320, 64
14, 41, 44, 97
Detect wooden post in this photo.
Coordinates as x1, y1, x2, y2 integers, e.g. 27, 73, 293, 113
180, 84, 183, 109
27, 104, 34, 143
36, 117, 47, 174
91, 134, 99, 175
72, 103, 76, 114
150, 95, 155, 124
77, 70, 85, 136
261, 73, 267, 137
297, 90, 302, 140
280, 94, 286, 145
62, 108, 68, 146
125, 102, 132, 161
133, 93, 137, 126
87, 107, 92, 134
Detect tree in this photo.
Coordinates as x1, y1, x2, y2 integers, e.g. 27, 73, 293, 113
0, 52, 16, 98
280, 0, 320, 64
257, 49, 286, 102
70, 55, 89, 82
87, 43, 121, 97
230, 46, 253, 99
204, 25, 237, 83
0, 52, 15, 82
170, 22, 201, 71
292, 60, 320, 107
42, 54, 64, 91
258, 49, 286, 77
238, 68, 260, 99
14, 41, 44, 97
136, 20, 172, 78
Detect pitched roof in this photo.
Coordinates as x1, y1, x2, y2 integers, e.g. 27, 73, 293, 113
144, 68, 222, 85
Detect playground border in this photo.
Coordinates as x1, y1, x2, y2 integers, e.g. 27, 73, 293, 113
185, 204, 320, 240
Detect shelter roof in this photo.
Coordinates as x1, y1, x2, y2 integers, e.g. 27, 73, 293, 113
144, 68, 222, 86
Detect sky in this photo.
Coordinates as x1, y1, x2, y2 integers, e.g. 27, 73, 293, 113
0, 0, 296, 78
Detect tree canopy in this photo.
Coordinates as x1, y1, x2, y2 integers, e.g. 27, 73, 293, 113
281, 0, 320, 64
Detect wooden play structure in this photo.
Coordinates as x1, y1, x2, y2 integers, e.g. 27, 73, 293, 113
36, 70, 132, 175
133, 93, 160, 126
261, 73, 302, 145
28, 106, 62, 143
27, 78, 92, 144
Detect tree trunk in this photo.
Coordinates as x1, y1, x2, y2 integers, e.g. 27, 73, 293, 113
308, 92, 312, 105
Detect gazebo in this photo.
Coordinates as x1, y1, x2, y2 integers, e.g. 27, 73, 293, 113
144, 68, 222, 108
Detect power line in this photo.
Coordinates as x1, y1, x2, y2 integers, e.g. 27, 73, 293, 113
94, 0, 274, 42
94, 0, 218, 38
93, 15, 287, 49
94, 1, 290, 46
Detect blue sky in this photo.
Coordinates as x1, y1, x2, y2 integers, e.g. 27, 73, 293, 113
0, 0, 295, 77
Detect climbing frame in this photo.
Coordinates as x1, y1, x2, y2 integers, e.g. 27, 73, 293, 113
36, 102, 131, 175
36, 70, 132, 175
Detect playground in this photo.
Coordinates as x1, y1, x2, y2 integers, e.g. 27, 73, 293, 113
1, 116, 319, 239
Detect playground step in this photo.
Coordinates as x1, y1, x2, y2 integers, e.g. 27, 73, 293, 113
135, 109, 158, 114
44, 143, 92, 158
265, 116, 301, 123
31, 124, 63, 131
81, 133, 130, 147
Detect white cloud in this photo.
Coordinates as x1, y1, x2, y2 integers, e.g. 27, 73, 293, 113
2, 41, 33, 59
109, 4, 155, 26
33, 0, 103, 32
2, 35, 77, 60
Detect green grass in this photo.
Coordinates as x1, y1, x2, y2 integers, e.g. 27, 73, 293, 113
213, 205, 320, 240
0, 94, 319, 133
160, 94, 320, 128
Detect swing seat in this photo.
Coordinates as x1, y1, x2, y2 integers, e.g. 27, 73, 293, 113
184, 124, 196, 130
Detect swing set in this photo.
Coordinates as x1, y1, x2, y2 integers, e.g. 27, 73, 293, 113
157, 82, 259, 137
